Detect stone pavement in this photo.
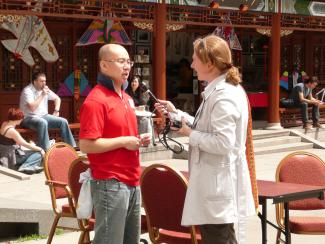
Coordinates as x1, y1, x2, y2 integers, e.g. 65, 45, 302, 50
1, 147, 325, 243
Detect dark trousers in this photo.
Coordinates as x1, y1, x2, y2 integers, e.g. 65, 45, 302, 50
280, 99, 319, 123
199, 223, 238, 244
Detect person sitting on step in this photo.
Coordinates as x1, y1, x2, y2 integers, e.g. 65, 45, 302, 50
0, 108, 44, 174
280, 77, 322, 129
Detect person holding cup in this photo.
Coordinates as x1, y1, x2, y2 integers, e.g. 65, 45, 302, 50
79, 44, 150, 244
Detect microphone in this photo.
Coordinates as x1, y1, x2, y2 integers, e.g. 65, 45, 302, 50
140, 82, 160, 103
140, 82, 192, 129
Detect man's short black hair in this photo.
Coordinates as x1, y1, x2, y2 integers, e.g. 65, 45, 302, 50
32, 72, 46, 83
303, 76, 317, 85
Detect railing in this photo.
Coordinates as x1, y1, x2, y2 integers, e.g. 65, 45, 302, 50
0, 0, 324, 31
281, 14, 325, 32
0, 0, 155, 22
167, 4, 273, 28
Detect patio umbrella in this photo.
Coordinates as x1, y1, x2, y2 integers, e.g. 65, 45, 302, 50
76, 19, 132, 46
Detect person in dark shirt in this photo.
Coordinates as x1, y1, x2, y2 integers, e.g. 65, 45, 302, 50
280, 77, 322, 129
126, 76, 148, 107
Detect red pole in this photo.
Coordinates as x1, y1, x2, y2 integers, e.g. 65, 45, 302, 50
153, 2, 166, 100
266, 13, 281, 129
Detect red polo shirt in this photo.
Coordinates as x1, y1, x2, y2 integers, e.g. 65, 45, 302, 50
79, 84, 140, 186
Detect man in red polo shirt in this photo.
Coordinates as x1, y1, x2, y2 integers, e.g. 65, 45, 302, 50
79, 44, 150, 244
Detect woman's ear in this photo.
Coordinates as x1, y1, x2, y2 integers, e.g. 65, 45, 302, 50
207, 61, 213, 69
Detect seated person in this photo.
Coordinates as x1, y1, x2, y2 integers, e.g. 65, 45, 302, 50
19, 72, 76, 150
280, 77, 322, 129
126, 76, 149, 107
126, 76, 152, 135
0, 108, 44, 174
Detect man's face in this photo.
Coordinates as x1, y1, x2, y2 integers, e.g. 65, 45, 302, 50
33, 75, 46, 90
100, 47, 131, 84
306, 82, 317, 89
310, 82, 318, 89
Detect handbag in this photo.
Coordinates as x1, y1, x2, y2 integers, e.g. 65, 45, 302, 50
76, 169, 93, 219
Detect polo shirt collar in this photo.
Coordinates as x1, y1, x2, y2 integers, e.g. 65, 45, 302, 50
97, 73, 129, 92
29, 83, 38, 92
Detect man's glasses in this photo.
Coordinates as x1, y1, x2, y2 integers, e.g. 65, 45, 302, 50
103, 58, 134, 67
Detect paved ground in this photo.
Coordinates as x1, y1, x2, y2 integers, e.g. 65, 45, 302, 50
1, 145, 325, 243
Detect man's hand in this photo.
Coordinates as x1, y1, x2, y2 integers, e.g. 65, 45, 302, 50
140, 134, 151, 147
42, 86, 50, 96
312, 100, 322, 106
123, 136, 141, 150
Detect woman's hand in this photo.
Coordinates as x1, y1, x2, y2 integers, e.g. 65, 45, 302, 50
35, 146, 45, 156
154, 100, 177, 116
173, 117, 192, 137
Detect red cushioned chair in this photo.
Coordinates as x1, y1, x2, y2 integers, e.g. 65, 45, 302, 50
141, 163, 201, 244
44, 142, 80, 244
275, 151, 325, 244
68, 157, 95, 244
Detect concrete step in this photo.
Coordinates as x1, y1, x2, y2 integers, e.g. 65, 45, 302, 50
254, 142, 314, 155
253, 130, 290, 140
253, 136, 301, 148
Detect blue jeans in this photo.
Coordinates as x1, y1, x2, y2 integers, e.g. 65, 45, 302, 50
280, 99, 320, 123
16, 150, 42, 171
21, 114, 76, 150
90, 179, 141, 244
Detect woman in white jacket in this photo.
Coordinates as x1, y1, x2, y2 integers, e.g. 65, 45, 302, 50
155, 35, 255, 244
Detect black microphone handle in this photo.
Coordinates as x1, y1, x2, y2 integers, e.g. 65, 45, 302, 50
146, 90, 160, 103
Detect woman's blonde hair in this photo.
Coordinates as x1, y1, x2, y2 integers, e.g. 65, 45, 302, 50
193, 35, 241, 85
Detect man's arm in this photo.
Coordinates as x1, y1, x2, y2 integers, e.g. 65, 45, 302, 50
300, 92, 322, 105
309, 93, 322, 104
79, 136, 141, 153
47, 89, 61, 116
25, 88, 48, 112
299, 92, 320, 105
53, 96, 61, 116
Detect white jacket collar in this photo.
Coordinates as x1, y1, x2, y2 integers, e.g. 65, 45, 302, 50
202, 74, 227, 100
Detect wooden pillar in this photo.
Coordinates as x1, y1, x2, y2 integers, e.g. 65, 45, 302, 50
305, 34, 313, 76
266, 13, 282, 129
72, 21, 78, 122
153, 2, 166, 100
